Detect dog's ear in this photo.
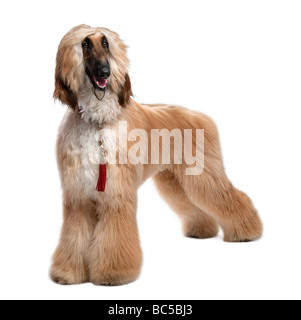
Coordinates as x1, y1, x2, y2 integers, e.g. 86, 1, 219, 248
118, 73, 133, 108
54, 75, 78, 110
53, 47, 78, 110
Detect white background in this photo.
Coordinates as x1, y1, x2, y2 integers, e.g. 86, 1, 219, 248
0, 0, 300, 300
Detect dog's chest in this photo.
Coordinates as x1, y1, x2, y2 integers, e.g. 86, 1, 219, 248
60, 114, 116, 199
72, 124, 102, 197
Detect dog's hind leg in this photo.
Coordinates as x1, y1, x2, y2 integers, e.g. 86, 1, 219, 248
175, 166, 263, 243
153, 171, 219, 239
173, 114, 263, 243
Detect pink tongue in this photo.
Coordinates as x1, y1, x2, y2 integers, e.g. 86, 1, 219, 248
94, 77, 107, 88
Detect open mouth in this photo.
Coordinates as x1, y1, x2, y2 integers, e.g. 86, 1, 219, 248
92, 76, 107, 91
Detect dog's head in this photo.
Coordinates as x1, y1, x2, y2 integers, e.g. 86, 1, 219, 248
54, 25, 132, 110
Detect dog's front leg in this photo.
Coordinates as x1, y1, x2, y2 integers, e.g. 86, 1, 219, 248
50, 197, 97, 285
88, 192, 142, 286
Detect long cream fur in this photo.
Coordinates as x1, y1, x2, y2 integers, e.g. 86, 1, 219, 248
50, 25, 263, 286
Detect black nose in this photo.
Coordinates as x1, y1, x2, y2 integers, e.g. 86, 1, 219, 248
97, 63, 110, 79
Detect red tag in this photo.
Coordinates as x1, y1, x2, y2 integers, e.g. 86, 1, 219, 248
96, 164, 106, 192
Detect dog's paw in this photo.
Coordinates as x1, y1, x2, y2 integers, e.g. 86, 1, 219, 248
223, 213, 263, 243
184, 224, 219, 240
50, 266, 88, 286
90, 269, 140, 287
223, 230, 262, 242
51, 275, 72, 286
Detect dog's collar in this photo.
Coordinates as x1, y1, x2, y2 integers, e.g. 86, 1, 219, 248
77, 88, 106, 114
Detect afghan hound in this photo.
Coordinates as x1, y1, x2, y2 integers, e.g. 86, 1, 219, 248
51, 25, 263, 286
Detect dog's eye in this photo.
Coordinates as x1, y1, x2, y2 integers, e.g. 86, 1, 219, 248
102, 37, 109, 49
82, 38, 91, 50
